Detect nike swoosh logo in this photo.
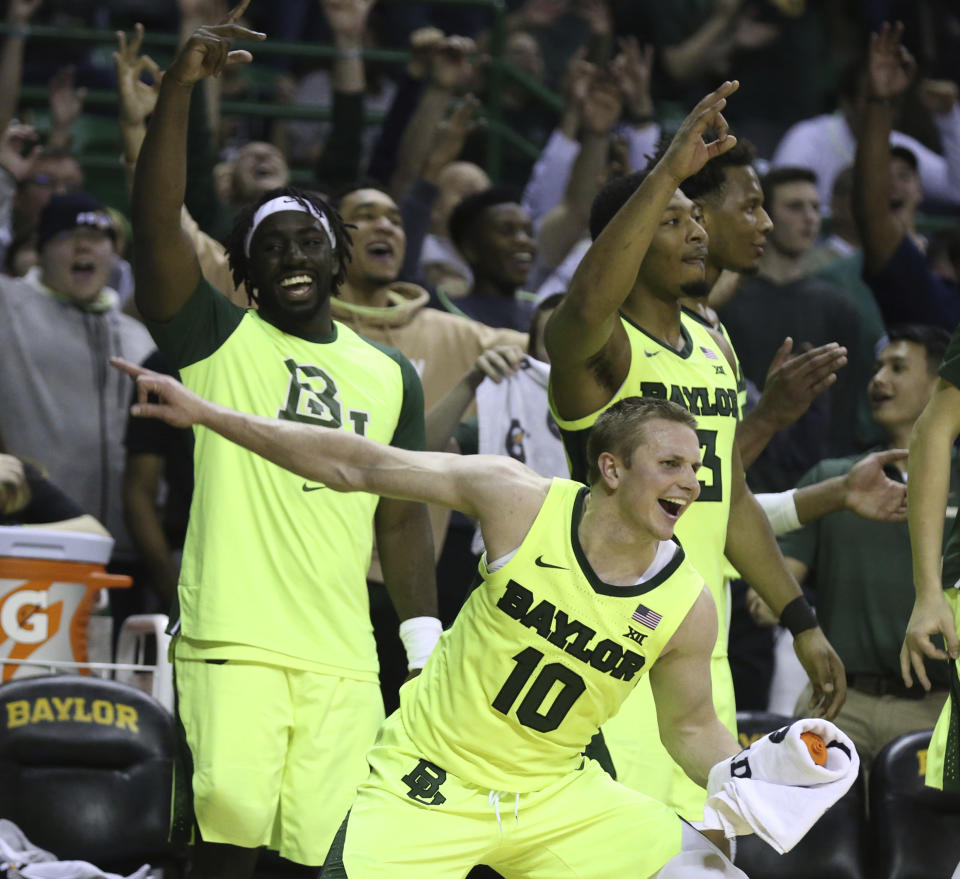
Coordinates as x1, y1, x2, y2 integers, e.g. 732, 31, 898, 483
643, 350, 660, 358
535, 555, 567, 570
302, 483, 327, 492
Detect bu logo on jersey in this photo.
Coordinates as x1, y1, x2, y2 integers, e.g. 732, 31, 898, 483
401, 759, 447, 805
277, 358, 370, 435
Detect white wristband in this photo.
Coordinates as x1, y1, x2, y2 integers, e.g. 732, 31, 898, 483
399, 616, 442, 670
755, 489, 800, 536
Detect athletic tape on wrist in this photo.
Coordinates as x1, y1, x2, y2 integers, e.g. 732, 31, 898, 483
779, 596, 818, 637
399, 616, 442, 670
755, 489, 800, 536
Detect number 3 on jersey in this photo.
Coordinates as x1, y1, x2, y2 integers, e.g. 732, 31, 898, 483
697, 428, 723, 502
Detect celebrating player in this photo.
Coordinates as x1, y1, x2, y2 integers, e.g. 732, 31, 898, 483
130, 3, 439, 875
113, 354, 857, 878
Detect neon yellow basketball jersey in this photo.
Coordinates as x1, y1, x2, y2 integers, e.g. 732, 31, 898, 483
551, 311, 740, 597
146, 279, 425, 679
400, 478, 705, 792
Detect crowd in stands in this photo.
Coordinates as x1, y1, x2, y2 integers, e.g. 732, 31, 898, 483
1, 0, 960, 874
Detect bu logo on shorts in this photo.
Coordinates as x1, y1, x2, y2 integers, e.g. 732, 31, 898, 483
402, 758, 448, 805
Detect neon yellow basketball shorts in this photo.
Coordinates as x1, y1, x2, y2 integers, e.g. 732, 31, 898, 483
322, 712, 683, 878
924, 589, 960, 792
175, 655, 384, 865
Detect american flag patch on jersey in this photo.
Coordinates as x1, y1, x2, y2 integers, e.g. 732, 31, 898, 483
700, 346, 719, 360
632, 603, 662, 630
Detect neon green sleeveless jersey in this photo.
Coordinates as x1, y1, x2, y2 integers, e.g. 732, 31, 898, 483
146, 279, 425, 680
551, 311, 740, 598
399, 478, 704, 792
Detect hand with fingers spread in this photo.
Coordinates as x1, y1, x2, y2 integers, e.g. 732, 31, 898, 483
610, 36, 654, 121
423, 94, 480, 180
658, 80, 739, 184
115, 23, 163, 127
112, 357, 211, 428
756, 338, 848, 431
901, 592, 960, 691
842, 448, 908, 522
0, 121, 39, 181
580, 71, 622, 136
867, 20, 917, 102
166, 0, 265, 87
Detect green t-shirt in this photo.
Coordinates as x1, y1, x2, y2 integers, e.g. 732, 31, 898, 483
779, 450, 959, 684
939, 325, 960, 592
146, 279, 425, 679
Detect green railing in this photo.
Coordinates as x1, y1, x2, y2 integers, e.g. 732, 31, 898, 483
0, 5, 563, 183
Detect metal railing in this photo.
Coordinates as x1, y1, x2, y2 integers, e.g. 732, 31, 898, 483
0, 4, 564, 182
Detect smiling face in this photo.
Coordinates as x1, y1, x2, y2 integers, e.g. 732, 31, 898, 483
638, 189, 709, 299
868, 339, 937, 436
889, 156, 923, 226
462, 202, 536, 290
38, 227, 115, 306
767, 180, 821, 258
699, 165, 772, 275
247, 210, 335, 327
338, 188, 406, 288
231, 142, 290, 204
610, 419, 702, 542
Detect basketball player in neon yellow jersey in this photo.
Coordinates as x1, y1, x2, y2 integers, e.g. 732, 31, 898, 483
130, 5, 439, 876
116, 352, 770, 877
545, 81, 846, 820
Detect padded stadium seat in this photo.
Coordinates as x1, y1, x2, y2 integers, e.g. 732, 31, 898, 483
869, 728, 960, 879
0, 674, 187, 876
731, 711, 866, 879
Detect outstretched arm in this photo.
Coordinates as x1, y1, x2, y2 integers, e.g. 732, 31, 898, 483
112, 357, 548, 558
902, 377, 960, 689
545, 80, 740, 420
651, 588, 741, 788
132, 1, 263, 322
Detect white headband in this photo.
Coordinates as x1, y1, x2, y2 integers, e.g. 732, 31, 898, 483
243, 196, 335, 257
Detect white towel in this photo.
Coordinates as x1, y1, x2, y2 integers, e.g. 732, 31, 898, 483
0, 820, 56, 869
11, 862, 151, 879
696, 718, 859, 854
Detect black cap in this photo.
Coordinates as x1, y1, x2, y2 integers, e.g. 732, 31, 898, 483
890, 145, 919, 172
36, 192, 116, 251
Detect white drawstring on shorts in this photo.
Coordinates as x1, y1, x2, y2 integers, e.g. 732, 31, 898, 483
488, 790, 520, 833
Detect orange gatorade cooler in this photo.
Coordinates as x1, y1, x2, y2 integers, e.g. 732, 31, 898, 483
0, 527, 131, 682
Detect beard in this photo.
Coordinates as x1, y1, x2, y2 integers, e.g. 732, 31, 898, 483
680, 280, 711, 299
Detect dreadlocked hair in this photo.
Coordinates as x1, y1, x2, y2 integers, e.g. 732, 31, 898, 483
224, 186, 353, 305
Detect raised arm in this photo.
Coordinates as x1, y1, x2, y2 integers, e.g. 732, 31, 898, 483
650, 588, 741, 787
132, 1, 263, 321
0, 0, 41, 134
901, 377, 960, 689
112, 357, 548, 558
545, 81, 739, 417
853, 22, 916, 274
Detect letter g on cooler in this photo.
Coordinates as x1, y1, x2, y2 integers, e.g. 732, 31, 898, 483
0, 590, 49, 645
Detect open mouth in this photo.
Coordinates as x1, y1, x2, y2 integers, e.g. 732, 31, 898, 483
366, 241, 396, 260
658, 498, 683, 517
890, 197, 905, 211
278, 272, 316, 299
71, 259, 96, 281
870, 393, 893, 407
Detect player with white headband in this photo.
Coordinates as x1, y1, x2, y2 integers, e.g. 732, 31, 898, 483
128, 3, 440, 877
